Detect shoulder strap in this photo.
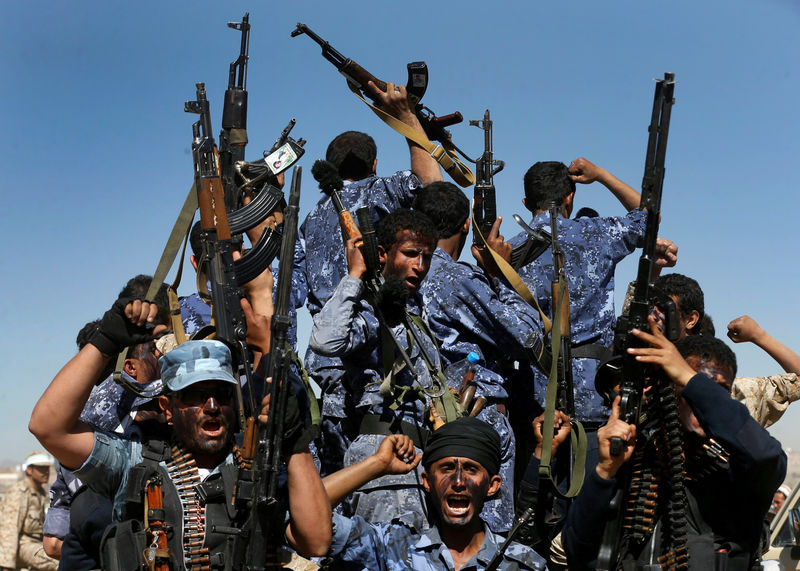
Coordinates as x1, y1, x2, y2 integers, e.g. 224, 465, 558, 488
471, 211, 552, 334
348, 84, 475, 188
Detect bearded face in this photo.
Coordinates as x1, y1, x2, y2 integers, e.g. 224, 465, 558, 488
161, 381, 237, 465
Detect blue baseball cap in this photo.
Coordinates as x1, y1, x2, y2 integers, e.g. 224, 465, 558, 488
159, 340, 238, 392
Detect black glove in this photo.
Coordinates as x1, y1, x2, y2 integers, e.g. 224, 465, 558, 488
281, 373, 319, 457
89, 297, 154, 357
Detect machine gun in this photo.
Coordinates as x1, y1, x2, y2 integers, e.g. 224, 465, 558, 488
594, 72, 686, 571
290, 23, 466, 150
597, 73, 680, 456
470, 110, 504, 246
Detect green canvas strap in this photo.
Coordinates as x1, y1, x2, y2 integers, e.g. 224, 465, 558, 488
113, 185, 197, 393
349, 84, 475, 188
289, 345, 321, 427
405, 313, 464, 425
537, 276, 587, 499
470, 210, 552, 335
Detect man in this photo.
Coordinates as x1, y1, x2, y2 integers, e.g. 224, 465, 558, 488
0, 451, 58, 571
309, 208, 447, 526
414, 181, 546, 531
562, 321, 786, 569
651, 273, 800, 428
654, 273, 705, 338
309, 417, 547, 570
301, 80, 442, 476
29, 298, 330, 567
509, 157, 652, 427
770, 484, 792, 523
727, 314, 800, 427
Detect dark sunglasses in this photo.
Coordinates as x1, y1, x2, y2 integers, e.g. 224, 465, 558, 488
176, 384, 236, 406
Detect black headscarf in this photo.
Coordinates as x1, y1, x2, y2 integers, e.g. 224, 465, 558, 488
422, 417, 501, 476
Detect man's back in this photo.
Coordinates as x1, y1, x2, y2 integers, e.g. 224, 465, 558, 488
511, 209, 646, 422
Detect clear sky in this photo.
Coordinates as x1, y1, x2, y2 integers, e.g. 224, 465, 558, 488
2, 0, 799, 465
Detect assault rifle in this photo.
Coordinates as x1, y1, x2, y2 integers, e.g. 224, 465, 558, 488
548, 204, 576, 419
241, 167, 302, 569
219, 14, 305, 215
291, 23, 464, 145
185, 82, 279, 425
467, 109, 549, 266
470, 110, 504, 246
219, 13, 250, 214
594, 73, 683, 571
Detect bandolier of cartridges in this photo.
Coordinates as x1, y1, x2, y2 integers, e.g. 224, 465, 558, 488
166, 445, 212, 570
621, 384, 690, 571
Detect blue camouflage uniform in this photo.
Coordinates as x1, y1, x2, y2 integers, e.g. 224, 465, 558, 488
328, 512, 547, 570
309, 274, 441, 526
42, 372, 163, 539
179, 292, 211, 338
509, 209, 646, 423
420, 247, 546, 532
74, 431, 235, 523
300, 170, 422, 475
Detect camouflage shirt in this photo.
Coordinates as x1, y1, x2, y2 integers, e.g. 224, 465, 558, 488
309, 275, 437, 425
509, 209, 646, 422
299, 170, 421, 316
329, 512, 547, 570
0, 477, 56, 569
301, 170, 422, 424
732, 373, 800, 428
420, 248, 544, 400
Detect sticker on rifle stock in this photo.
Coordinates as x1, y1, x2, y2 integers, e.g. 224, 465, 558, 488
265, 143, 298, 175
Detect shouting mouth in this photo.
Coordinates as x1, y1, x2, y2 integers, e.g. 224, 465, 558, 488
200, 418, 225, 438
445, 494, 472, 516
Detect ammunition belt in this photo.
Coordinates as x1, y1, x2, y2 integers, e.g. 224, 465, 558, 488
166, 444, 211, 570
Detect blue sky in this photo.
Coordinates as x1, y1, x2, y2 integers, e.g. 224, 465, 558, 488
2, 0, 799, 465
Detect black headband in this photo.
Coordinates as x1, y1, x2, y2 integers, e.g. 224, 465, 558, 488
423, 417, 501, 476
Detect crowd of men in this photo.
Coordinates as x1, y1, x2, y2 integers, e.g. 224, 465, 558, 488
5, 79, 796, 570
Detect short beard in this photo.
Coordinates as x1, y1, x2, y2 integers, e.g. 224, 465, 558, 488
171, 407, 233, 459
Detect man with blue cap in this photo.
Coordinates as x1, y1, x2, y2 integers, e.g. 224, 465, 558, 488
30, 297, 330, 567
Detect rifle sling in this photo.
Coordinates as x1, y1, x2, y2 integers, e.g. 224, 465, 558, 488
348, 83, 475, 188
470, 210, 552, 335
538, 276, 587, 500
113, 185, 197, 390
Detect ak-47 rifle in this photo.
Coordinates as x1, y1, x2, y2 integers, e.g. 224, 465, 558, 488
290, 23, 465, 149
548, 204, 576, 420
594, 73, 685, 571
236, 166, 302, 570
185, 82, 272, 428
470, 110, 504, 246
218, 13, 305, 216
219, 13, 250, 214
468, 109, 549, 266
